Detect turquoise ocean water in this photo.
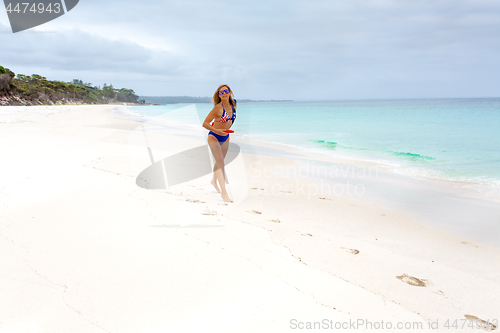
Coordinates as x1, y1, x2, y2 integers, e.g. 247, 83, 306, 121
128, 98, 500, 190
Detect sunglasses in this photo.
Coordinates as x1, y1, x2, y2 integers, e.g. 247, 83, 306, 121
218, 89, 230, 95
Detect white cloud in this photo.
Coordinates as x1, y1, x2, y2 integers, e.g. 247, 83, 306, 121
2, 0, 500, 99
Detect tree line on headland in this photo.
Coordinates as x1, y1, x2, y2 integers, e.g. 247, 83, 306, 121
0, 66, 145, 106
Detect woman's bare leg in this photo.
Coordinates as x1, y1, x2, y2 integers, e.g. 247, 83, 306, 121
211, 138, 230, 192
207, 136, 232, 202
210, 164, 221, 193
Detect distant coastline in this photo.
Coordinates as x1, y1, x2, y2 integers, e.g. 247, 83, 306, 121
139, 96, 294, 105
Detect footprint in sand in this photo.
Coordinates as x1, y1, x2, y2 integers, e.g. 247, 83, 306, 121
396, 274, 426, 287
341, 247, 359, 255
186, 199, 205, 203
464, 315, 497, 331
270, 219, 281, 223
201, 210, 217, 216
395, 274, 445, 295
301, 233, 313, 236
319, 197, 332, 200
248, 210, 262, 214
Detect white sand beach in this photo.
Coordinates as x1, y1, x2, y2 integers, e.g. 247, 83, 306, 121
1, 105, 499, 332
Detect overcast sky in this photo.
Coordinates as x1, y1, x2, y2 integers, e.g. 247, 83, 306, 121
1, 0, 500, 100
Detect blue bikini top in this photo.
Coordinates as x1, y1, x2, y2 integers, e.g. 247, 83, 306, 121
215, 103, 236, 124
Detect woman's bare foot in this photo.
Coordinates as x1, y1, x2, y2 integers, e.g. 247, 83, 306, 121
211, 179, 221, 193
221, 192, 233, 203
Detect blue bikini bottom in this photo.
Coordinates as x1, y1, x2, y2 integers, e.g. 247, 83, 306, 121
208, 131, 229, 144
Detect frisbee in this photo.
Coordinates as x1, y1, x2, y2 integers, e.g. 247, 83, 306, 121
223, 130, 234, 133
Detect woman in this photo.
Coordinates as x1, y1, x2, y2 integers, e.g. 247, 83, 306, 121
202, 84, 237, 203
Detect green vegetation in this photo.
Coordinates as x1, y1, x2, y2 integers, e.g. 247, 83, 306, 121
0, 66, 144, 106
12, 74, 141, 104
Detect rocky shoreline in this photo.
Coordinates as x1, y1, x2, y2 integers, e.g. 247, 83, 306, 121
0, 92, 103, 106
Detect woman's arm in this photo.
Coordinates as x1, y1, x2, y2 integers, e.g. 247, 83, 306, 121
202, 105, 225, 135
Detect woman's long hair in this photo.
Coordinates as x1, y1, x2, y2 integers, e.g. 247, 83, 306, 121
212, 84, 237, 110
